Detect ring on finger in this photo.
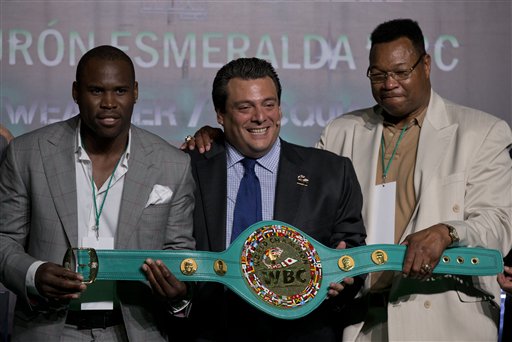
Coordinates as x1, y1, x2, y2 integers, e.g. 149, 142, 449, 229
421, 264, 432, 273
184, 135, 194, 143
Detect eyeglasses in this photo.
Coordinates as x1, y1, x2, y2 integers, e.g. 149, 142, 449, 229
367, 53, 426, 84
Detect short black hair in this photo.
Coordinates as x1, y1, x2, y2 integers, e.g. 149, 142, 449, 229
212, 57, 281, 113
370, 19, 426, 56
76, 45, 135, 84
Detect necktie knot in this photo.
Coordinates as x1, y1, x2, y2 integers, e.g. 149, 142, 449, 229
241, 158, 257, 175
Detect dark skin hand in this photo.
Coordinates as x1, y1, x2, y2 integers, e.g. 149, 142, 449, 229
498, 266, 512, 294
180, 125, 222, 153
401, 223, 453, 280
142, 259, 188, 301
35, 262, 86, 300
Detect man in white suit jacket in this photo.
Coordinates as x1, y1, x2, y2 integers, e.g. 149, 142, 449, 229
317, 19, 512, 341
0, 46, 195, 341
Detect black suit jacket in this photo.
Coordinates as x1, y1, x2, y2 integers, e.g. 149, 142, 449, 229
186, 139, 366, 342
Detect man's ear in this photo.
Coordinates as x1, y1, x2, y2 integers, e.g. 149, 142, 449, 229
216, 111, 224, 126
72, 81, 78, 103
423, 54, 432, 80
134, 81, 139, 103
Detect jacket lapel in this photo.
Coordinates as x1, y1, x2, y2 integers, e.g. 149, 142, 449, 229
195, 147, 228, 251
116, 127, 156, 249
401, 91, 458, 240
414, 91, 457, 197
350, 109, 383, 241
41, 117, 79, 246
273, 140, 306, 225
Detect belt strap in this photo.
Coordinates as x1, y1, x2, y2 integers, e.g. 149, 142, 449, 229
66, 309, 123, 329
64, 220, 503, 320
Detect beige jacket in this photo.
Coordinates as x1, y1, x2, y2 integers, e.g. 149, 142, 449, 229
317, 90, 512, 341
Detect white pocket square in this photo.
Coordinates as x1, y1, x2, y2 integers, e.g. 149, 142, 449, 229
145, 184, 173, 208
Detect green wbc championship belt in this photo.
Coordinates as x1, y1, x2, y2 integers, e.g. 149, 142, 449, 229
63, 220, 503, 320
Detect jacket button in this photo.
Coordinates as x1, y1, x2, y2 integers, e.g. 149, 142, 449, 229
452, 204, 460, 213
424, 300, 431, 309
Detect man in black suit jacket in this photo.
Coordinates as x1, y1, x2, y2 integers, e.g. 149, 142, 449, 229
499, 149, 512, 341
183, 57, 366, 341
500, 250, 512, 341
0, 124, 13, 164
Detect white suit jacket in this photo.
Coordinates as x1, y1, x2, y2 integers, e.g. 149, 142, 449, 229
317, 90, 512, 341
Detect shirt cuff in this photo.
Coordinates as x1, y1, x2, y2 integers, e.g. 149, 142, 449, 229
26, 260, 46, 296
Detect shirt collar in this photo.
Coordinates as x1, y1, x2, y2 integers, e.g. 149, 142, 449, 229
226, 138, 281, 174
75, 119, 131, 165
382, 107, 427, 129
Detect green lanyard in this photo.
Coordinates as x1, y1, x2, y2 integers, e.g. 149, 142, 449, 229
381, 124, 408, 183
91, 152, 124, 239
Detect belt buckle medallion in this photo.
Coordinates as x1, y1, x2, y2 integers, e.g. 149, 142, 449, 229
240, 224, 322, 309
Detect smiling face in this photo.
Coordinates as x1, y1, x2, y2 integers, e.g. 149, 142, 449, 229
73, 58, 138, 148
369, 37, 431, 122
217, 77, 281, 159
